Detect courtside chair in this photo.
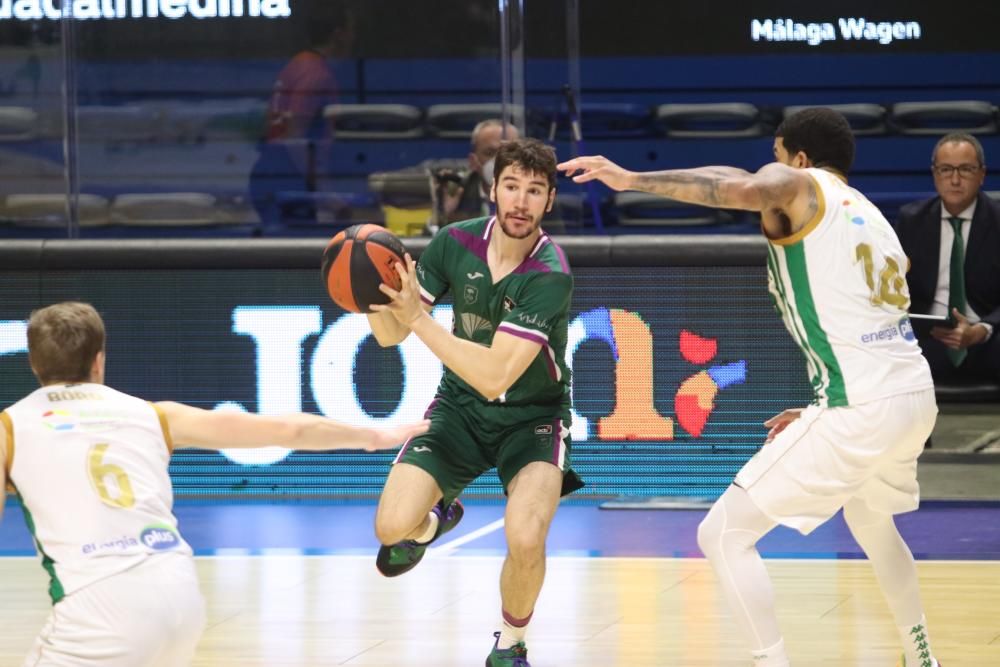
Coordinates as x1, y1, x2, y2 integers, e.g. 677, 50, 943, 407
323, 104, 424, 140
1, 193, 111, 228
0, 106, 37, 142
654, 102, 764, 138
783, 103, 888, 136
890, 100, 997, 135
613, 191, 736, 228
425, 103, 528, 139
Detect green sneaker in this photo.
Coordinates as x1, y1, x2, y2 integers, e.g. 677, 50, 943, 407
375, 498, 463, 577
485, 631, 530, 666
896, 656, 940, 667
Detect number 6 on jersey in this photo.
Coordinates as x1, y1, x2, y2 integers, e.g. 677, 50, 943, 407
88, 443, 136, 508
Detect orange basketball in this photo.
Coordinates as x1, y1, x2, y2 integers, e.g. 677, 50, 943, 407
321, 224, 407, 313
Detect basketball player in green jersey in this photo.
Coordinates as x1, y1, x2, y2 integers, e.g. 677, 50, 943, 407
367, 138, 581, 667
560, 109, 942, 667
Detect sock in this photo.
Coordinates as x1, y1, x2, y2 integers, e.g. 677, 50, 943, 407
751, 638, 789, 667
412, 511, 439, 544
497, 609, 531, 650
899, 616, 935, 667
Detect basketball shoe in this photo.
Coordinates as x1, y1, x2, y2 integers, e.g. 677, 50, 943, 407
485, 631, 530, 666
895, 656, 940, 667
376, 498, 464, 577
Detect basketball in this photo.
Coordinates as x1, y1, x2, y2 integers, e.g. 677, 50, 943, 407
321, 224, 408, 313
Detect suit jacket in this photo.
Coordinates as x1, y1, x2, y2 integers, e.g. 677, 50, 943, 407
895, 191, 1000, 329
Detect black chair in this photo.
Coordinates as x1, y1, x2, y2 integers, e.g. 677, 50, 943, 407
655, 103, 764, 138
783, 103, 887, 136
425, 103, 527, 139
890, 100, 997, 135
323, 104, 424, 140
613, 191, 736, 228
934, 382, 1000, 404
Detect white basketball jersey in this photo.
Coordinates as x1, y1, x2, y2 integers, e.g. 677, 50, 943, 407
766, 168, 934, 407
3, 383, 191, 603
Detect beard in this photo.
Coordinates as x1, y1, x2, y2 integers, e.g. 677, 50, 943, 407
497, 210, 540, 239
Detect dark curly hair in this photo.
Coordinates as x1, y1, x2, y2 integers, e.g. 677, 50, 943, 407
493, 138, 558, 191
775, 107, 855, 176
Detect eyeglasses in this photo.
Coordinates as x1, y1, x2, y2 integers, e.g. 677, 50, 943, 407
932, 163, 982, 179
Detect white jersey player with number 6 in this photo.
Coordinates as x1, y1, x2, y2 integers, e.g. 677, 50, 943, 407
559, 108, 941, 667
0, 302, 429, 667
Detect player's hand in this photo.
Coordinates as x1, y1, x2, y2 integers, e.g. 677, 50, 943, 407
372, 254, 424, 326
364, 419, 430, 451
763, 408, 804, 444
931, 308, 986, 350
557, 155, 635, 191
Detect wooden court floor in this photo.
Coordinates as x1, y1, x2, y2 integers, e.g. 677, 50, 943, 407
1, 555, 997, 666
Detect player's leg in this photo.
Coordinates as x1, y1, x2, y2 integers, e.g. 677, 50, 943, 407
500, 463, 562, 624
375, 398, 488, 577
374, 462, 443, 546
699, 402, 866, 666
149, 553, 207, 667
697, 484, 786, 667
487, 414, 582, 666
843, 499, 940, 667
22, 554, 206, 667
846, 388, 940, 667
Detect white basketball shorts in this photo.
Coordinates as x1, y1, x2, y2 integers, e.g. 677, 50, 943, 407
23, 551, 206, 667
734, 388, 937, 535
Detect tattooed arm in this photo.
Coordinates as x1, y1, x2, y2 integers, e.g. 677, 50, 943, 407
557, 156, 819, 240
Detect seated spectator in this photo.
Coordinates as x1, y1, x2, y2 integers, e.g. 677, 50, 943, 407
428, 119, 519, 230
896, 133, 1000, 383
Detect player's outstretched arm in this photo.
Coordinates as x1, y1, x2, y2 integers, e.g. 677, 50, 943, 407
558, 156, 810, 216
156, 401, 429, 452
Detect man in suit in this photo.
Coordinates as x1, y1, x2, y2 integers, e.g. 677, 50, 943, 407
896, 132, 1000, 383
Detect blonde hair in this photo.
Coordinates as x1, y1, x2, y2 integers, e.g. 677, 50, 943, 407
27, 302, 105, 385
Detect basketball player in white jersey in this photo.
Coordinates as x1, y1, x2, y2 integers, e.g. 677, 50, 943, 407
0, 302, 429, 667
559, 108, 941, 667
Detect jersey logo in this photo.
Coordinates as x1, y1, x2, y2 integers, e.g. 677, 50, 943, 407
533, 424, 553, 435
460, 313, 493, 338
517, 312, 550, 329
140, 525, 181, 551
467, 271, 484, 280
411, 445, 432, 453
41, 409, 76, 431
502, 296, 516, 312
463, 284, 479, 305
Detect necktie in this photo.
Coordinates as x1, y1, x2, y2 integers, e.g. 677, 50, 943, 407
947, 216, 967, 367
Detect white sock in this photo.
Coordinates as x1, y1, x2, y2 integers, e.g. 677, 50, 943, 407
497, 610, 531, 649
751, 638, 789, 666
412, 511, 439, 544
898, 616, 935, 667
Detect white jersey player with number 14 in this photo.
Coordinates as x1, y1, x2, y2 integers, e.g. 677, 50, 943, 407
559, 107, 941, 667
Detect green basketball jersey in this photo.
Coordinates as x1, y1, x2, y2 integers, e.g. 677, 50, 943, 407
416, 216, 573, 408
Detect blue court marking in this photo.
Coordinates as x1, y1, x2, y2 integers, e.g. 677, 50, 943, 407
3, 498, 999, 560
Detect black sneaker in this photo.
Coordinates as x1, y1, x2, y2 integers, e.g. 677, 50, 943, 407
375, 498, 464, 577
